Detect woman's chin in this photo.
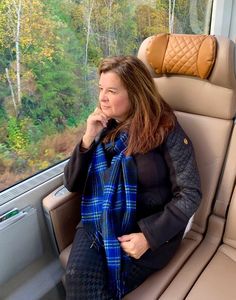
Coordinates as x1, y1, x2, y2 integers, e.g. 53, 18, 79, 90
102, 111, 113, 119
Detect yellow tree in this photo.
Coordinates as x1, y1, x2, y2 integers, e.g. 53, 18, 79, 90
135, 4, 168, 40
0, 0, 59, 115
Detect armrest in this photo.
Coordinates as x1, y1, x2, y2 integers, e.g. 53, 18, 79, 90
42, 185, 81, 254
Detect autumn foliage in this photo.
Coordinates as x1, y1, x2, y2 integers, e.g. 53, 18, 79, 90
0, 0, 211, 191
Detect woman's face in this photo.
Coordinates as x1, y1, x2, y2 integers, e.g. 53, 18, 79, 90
99, 71, 131, 122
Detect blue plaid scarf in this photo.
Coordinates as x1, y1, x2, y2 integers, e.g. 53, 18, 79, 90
81, 131, 137, 299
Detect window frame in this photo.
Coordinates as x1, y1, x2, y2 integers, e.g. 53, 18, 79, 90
210, 0, 233, 36
0, 161, 66, 205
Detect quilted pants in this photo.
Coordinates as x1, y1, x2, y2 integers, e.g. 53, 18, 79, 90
65, 228, 154, 300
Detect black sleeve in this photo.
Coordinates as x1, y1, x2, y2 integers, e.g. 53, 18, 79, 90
138, 122, 202, 251
63, 140, 96, 193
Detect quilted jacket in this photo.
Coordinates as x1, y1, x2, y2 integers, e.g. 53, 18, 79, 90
64, 120, 202, 269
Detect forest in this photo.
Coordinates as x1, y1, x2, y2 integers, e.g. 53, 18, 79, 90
0, 0, 211, 191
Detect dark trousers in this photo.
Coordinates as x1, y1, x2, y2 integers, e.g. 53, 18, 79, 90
65, 228, 154, 300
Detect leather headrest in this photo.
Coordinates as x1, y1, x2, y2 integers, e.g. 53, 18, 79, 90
146, 33, 216, 79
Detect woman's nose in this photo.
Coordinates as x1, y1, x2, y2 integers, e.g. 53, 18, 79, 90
99, 90, 108, 102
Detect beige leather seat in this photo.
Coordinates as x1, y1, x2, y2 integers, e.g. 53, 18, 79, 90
42, 33, 236, 299
185, 184, 236, 300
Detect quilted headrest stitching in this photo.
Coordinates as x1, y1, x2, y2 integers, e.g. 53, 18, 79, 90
146, 33, 217, 79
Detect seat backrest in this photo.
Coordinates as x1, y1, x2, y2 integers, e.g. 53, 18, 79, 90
223, 185, 236, 248
138, 33, 236, 235
213, 124, 236, 219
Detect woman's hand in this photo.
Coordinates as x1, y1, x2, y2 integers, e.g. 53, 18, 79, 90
118, 233, 150, 259
82, 107, 109, 149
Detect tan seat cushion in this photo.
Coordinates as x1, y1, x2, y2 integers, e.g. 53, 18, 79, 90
185, 188, 236, 300
59, 244, 72, 270
223, 185, 236, 248
43, 188, 81, 252
138, 36, 236, 119
146, 33, 216, 79
186, 245, 236, 300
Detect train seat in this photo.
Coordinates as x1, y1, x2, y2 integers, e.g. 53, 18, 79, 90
42, 33, 236, 299
184, 184, 236, 300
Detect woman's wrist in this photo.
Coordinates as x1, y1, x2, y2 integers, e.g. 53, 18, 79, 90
81, 134, 95, 149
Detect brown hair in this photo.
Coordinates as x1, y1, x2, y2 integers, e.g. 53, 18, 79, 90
98, 55, 176, 155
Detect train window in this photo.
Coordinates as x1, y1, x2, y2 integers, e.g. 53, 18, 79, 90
0, 0, 213, 192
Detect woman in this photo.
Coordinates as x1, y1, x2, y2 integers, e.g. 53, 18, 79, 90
64, 56, 202, 300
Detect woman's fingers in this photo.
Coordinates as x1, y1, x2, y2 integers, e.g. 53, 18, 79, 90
89, 108, 109, 127
118, 233, 150, 259
117, 234, 132, 242
88, 113, 107, 127
82, 107, 110, 148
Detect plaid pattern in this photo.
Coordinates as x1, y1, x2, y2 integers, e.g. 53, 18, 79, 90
82, 132, 137, 299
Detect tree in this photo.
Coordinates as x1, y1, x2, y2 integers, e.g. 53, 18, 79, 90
84, 0, 95, 70
135, 4, 167, 41
0, 0, 22, 114
0, 0, 58, 115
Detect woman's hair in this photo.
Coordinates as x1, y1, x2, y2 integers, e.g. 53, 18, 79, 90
98, 55, 176, 155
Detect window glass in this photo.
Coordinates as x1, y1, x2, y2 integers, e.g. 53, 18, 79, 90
0, 0, 213, 191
